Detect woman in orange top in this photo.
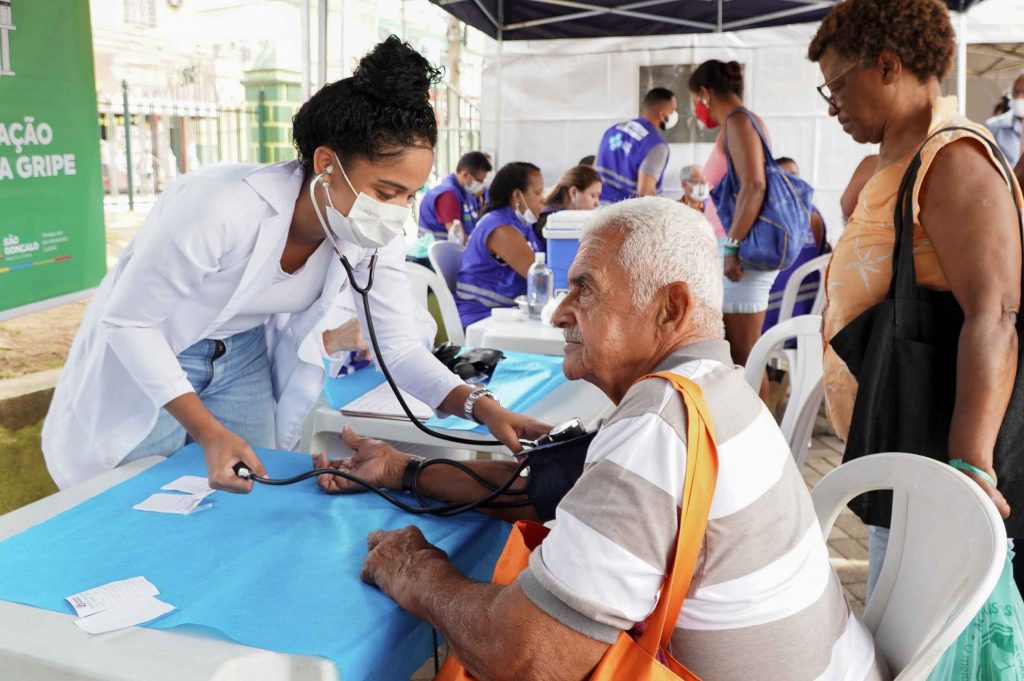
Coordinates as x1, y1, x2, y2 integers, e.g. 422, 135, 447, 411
809, 0, 1022, 594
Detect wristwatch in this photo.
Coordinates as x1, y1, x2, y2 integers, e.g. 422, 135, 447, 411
400, 456, 427, 491
463, 387, 499, 424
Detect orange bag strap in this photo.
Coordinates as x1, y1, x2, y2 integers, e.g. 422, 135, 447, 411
635, 371, 719, 655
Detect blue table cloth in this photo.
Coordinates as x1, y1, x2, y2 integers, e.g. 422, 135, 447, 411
324, 351, 568, 435
0, 446, 511, 681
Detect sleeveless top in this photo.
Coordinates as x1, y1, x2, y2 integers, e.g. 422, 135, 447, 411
455, 205, 544, 327
824, 96, 1024, 440
596, 117, 667, 203
417, 173, 482, 237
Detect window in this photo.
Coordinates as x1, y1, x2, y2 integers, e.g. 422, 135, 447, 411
124, 0, 156, 28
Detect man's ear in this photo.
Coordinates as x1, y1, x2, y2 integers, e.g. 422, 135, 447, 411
658, 281, 693, 332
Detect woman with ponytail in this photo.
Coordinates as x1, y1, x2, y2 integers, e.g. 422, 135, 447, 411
44, 37, 550, 494
532, 165, 603, 241
455, 162, 547, 326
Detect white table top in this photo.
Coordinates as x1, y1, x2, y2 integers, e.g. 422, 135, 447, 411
305, 378, 612, 458
0, 456, 338, 681
464, 316, 567, 356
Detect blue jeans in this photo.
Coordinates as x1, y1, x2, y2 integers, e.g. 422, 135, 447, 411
124, 325, 276, 463
866, 525, 890, 600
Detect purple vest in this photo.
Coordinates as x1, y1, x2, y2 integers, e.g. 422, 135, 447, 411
762, 208, 829, 332
455, 206, 544, 327
595, 117, 667, 203
417, 173, 482, 237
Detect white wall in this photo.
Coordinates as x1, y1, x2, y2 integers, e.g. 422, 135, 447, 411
480, 24, 871, 242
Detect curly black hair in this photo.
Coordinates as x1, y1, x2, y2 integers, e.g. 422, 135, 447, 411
807, 0, 955, 82
689, 60, 743, 98
481, 162, 541, 217
292, 35, 444, 169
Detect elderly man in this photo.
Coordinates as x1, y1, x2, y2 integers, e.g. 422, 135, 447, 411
320, 198, 885, 680
679, 164, 709, 212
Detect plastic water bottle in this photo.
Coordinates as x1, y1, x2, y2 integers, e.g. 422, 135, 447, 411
527, 252, 553, 320
448, 219, 465, 244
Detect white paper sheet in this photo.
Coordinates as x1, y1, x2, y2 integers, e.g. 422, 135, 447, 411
66, 576, 160, 618
160, 475, 214, 499
341, 382, 433, 421
73, 596, 176, 635
133, 493, 211, 515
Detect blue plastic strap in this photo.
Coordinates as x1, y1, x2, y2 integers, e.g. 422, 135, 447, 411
949, 459, 997, 486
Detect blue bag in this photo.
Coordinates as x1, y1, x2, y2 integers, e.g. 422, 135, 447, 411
711, 109, 815, 271
927, 549, 1024, 680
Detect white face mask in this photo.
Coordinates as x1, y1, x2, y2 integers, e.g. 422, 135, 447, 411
465, 178, 485, 194
686, 182, 710, 202
515, 199, 538, 226
1013, 98, 1024, 118
312, 154, 410, 250
662, 110, 679, 131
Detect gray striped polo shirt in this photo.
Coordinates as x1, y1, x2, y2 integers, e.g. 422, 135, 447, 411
520, 340, 888, 680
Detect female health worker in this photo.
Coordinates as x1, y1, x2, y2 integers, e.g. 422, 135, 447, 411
43, 37, 548, 493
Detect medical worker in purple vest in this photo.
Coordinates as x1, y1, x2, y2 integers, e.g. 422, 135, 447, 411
594, 87, 677, 202
455, 162, 546, 327
417, 151, 492, 243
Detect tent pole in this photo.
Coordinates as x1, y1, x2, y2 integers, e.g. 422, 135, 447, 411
496, 0, 504, 166
318, 0, 328, 88
717, 0, 723, 32
957, 8, 967, 115
301, 0, 311, 100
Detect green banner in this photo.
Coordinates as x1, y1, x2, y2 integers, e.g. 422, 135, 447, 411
0, 0, 105, 318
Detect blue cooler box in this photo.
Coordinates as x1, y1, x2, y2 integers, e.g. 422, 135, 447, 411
543, 210, 592, 291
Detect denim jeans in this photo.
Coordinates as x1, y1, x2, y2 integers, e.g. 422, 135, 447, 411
124, 325, 275, 463
866, 525, 890, 600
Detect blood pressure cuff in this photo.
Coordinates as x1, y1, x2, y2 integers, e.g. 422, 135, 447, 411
524, 431, 598, 523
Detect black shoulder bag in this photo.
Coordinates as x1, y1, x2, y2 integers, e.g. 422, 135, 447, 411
829, 127, 1024, 537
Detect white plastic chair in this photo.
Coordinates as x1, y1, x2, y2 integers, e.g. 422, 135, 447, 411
744, 314, 823, 455
787, 376, 823, 468
777, 253, 831, 324
404, 261, 465, 345
428, 240, 464, 294
812, 453, 1007, 679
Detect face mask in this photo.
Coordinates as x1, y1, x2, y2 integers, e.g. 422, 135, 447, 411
687, 182, 710, 202
515, 200, 538, 226
694, 99, 718, 130
465, 178, 485, 194
661, 110, 679, 131
1013, 98, 1024, 118
312, 154, 410, 250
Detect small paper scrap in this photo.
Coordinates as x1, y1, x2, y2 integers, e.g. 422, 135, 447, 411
66, 576, 159, 618
160, 475, 215, 499
73, 595, 175, 635
133, 493, 211, 515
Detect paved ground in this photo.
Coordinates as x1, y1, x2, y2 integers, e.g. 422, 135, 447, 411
409, 420, 867, 679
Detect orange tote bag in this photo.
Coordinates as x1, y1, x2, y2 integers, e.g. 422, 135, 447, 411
436, 372, 719, 681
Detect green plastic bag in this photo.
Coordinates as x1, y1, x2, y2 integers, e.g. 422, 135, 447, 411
927, 550, 1024, 680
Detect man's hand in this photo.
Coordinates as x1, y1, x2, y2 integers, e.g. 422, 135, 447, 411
958, 466, 1011, 519
724, 253, 744, 283
361, 526, 449, 605
312, 426, 408, 493
322, 319, 371, 359
473, 398, 551, 454
200, 429, 266, 493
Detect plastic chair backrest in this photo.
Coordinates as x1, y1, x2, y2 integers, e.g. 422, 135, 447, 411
811, 453, 1007, 679
788, 376, 823, 468
404, 261, 465, 345
777, 253, 830, 324
744, 314, 823, 447
428, 240, 464, 294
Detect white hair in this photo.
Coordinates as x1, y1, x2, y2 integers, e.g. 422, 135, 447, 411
680, 164, 703, 184
582, 197, 724, 339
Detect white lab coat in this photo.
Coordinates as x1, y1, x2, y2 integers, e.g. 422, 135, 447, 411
43, 161, 463, 489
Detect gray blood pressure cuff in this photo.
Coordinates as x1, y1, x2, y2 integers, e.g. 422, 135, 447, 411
524, 431, 597, 523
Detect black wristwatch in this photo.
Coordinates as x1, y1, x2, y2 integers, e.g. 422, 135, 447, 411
400, 456, 426, 491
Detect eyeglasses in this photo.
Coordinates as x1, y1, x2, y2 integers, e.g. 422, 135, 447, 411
816, 62, 856, 110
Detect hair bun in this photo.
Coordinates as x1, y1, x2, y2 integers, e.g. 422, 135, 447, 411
724, 61, 743, 80
352, 35, 444, 109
